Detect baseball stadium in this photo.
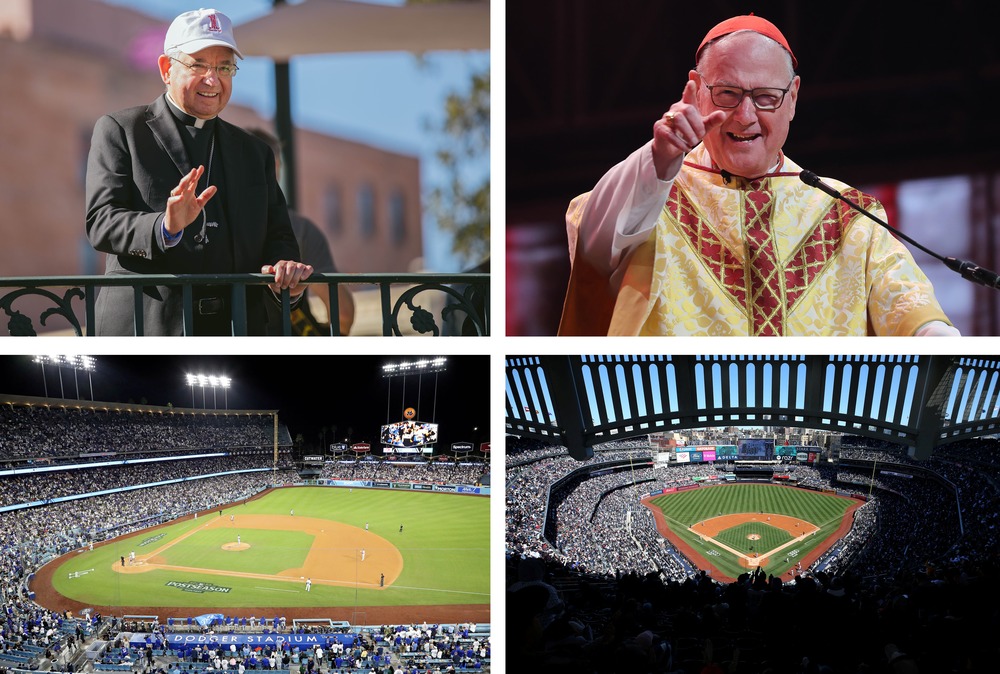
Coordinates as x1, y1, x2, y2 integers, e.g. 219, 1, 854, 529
506, 355, 1000, 673
1, 355, 491, 674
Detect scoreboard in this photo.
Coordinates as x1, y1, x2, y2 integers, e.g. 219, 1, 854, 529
737, 438, 774, 459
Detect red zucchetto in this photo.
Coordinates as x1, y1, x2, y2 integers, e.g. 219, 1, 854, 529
696, 14, 798, 68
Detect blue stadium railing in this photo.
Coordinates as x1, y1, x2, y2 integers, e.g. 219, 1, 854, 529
0, 272, 489, 336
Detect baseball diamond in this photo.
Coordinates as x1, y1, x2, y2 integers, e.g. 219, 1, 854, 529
31, 485, 490, 624
644, 483, 862, 581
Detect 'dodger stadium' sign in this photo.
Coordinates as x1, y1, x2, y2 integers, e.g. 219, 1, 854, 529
155, 634, 356, 649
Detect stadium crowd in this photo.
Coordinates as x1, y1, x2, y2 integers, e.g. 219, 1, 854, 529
320, 461, 485, 487
507, 434, 1000, 672
0, 454, 291, 509
85, 620, 490, 674
0, 405, 278, 467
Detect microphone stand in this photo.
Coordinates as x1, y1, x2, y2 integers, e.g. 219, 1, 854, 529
799, 169, 1000, 290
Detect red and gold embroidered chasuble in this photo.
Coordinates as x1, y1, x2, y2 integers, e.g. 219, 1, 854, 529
630, 147, 948, 336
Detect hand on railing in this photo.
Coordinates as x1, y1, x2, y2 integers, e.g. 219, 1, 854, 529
262, 260, 314, 298
0, 272, 488, 336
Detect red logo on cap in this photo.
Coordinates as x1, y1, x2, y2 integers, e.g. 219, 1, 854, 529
207, 13, 222, 33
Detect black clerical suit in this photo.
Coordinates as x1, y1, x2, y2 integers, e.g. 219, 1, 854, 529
85, 94, 300, 335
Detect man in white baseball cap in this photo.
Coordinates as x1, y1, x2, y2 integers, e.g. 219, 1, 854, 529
164, 8, 244, 59
84, 8, 313, 336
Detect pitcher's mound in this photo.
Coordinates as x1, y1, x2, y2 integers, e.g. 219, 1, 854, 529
222, 543, 250, 551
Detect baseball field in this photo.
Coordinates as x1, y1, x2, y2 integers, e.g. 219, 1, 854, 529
643, 483, 863, 581
32, 486, 490, 624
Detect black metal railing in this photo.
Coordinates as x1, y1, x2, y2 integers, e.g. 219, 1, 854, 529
0, 273, 489, 336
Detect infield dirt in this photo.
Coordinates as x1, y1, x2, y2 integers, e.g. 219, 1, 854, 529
113, 515, 403, 590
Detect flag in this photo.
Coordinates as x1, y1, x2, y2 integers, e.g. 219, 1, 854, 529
194, 613, 224, 628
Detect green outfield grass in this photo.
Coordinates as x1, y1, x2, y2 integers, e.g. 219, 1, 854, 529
649, 483, 857, 578
49, 486, 489, 611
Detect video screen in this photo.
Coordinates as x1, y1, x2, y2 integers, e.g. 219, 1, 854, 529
737, 438, 774, 459
380, 420, 438, 453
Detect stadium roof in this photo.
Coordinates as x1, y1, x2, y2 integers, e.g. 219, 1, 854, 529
506, 355, 1000, 461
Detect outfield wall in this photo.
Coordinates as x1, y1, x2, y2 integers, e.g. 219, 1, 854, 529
310, 478, 489, 495
643, 479, 866, 502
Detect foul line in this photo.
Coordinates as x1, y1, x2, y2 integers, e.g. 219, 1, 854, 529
387, 585, 489, 598
254, 587, 300, 593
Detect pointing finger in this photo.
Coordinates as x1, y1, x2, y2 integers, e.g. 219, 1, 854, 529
680, 78, 698, 105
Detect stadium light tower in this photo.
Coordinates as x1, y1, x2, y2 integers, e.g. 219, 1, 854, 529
185, 373, 232, 409
381, 357, 448, 378
32, 355, 96, 400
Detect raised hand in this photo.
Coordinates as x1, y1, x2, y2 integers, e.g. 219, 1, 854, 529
164, 166, 217, 235
652, 79, 727, 179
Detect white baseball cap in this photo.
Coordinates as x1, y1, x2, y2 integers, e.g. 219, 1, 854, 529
164, 8, 243, 60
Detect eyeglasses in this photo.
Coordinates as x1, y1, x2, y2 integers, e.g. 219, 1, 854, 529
169, 56, 239, 78
703, 78, 793, 111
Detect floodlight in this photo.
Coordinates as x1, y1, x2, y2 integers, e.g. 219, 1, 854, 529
32, 355, 97, 400
381, 357, 448, 377
185, 371, 233, 409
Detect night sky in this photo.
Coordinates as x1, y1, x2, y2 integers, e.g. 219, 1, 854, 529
0, 355, 489, 453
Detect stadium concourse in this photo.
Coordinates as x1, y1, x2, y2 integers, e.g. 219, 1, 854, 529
506, 435, 1000, 673
0, 404, 491, 674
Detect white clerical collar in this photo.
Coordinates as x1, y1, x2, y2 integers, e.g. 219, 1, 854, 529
165, 93, 214, 128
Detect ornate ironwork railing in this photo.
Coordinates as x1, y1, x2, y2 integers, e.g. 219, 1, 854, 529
0, 273, 489, 336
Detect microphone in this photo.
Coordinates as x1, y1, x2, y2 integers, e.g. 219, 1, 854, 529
799, 170, 1000, 290
798, 169, 841, 199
